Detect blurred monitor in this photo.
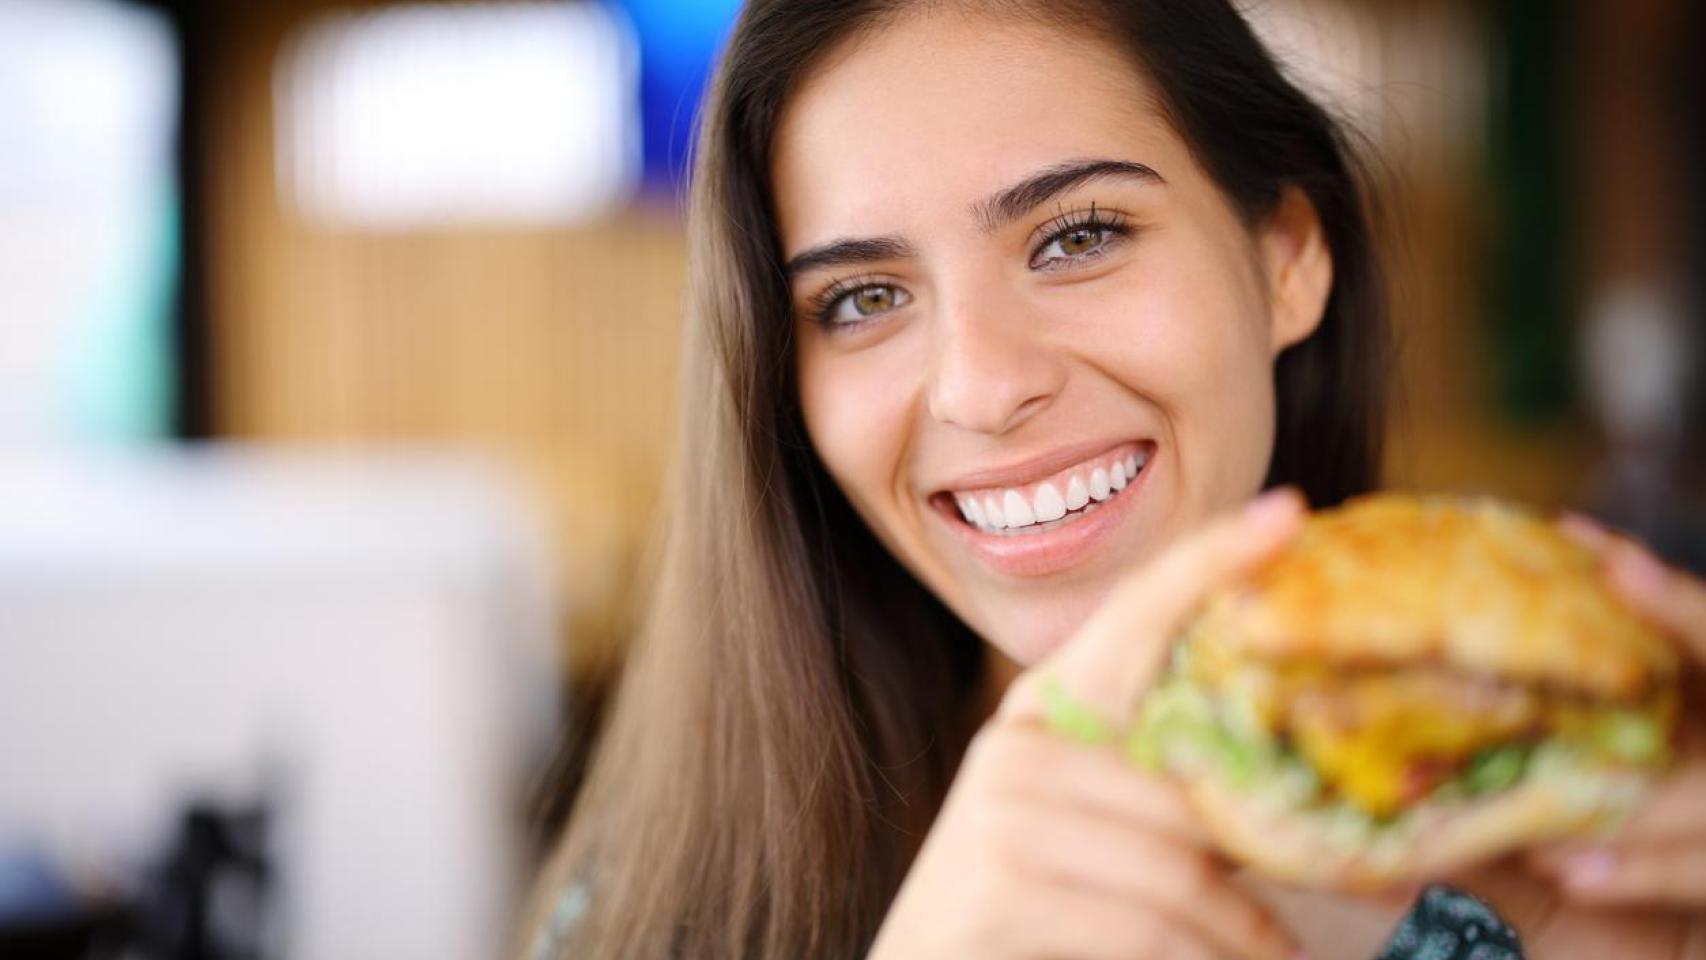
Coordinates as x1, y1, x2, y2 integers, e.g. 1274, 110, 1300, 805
0, 448, 562, 960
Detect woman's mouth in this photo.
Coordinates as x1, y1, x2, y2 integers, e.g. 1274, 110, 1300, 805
930, 440, 1155, 578
949, 444, 1147, 535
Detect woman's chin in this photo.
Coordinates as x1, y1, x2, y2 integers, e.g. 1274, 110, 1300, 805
972, 593, 1108, 670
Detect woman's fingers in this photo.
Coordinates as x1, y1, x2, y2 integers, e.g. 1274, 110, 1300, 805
1003, 800, 1301, 960
1529, 840, 1706, 908
970, 721, 1210, 845
878, 494, 1308, 960
1557, 511, 1618, 553
1523, 743, 1706, 863
1611, 759, 1706, 843
918, 491, 1309, 959
941, 720, 1297, 960
1448, 861, 1701, 959
1002, 487, 1306, 723
1558, 513, 1706, 663
1604, 540, 1706, 663
1524, 746, 1706, 907
1548, 515, 1706, 910
1003, 886, 1222, 960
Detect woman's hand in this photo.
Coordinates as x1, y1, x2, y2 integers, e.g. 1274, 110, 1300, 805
1441, 861, 1704, 959
1449, 520, 1706, 958
1522, 520, 1706, 908
867, 490, 1309, 960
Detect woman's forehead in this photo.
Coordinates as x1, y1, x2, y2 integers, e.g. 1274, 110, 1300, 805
770, 10, 1188, 251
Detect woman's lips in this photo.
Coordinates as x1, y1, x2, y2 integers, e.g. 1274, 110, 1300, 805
948, 441, 1148, 531
934, 442, 1155, 578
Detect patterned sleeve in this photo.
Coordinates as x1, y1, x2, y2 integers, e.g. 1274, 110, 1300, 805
1375, 885, 1524, 960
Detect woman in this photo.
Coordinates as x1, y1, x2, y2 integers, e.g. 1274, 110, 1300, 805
524, 1, 1706, 957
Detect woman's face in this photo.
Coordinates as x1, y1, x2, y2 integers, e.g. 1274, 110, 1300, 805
774, 10, 1331, 668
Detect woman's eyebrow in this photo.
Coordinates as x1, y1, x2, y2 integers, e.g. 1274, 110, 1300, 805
784, 235, 915, 279
972, 158, 1163, 233
782, 159, 1160, 278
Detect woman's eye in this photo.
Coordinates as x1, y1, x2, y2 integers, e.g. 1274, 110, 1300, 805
1035, 224, 1111, 265
1058, 226, 1105, 256
824, 283, 910, 326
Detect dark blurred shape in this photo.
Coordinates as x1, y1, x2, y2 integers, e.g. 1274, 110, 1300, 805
0, 848, 127, 960
1484, 0, 1578, 424
0, 801, 271, 960
142, 0, 213, 440
130, 802, 274, 960
0, 907, 129, 960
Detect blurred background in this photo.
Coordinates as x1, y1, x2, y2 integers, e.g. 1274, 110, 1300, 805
0, 0, 1700, 957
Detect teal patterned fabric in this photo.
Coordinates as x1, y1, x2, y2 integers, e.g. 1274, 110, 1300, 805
1376, 885, 1525, 960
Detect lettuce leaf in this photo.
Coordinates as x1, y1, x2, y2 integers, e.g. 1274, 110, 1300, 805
1462, 744, 1529, 795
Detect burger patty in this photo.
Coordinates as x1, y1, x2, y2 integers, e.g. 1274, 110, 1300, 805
1285, 670, 1539, 816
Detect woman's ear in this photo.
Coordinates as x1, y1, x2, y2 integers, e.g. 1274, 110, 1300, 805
1261, 185, 1334, 354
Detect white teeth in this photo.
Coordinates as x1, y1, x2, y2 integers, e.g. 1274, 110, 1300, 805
1089, 467, 1111, 501
956, 448, 1149, 533
1065, 475, 1090, 510
1002, 489, 1036, 527
1033, 482, 1066, 523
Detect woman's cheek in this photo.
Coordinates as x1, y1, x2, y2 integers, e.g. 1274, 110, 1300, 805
1086, 269, 1277, 507
797, 337, 919, 525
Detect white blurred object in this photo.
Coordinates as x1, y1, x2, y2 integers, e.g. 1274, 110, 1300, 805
1583, 282, 1693, 442
1242, 0, 1384, 131
0, 447, 563, 960
0, 0, 179, 442
276, 1, 640, 229
1240, 0, 1485, 167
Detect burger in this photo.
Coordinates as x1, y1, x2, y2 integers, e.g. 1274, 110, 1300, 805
1131, 493, 1681, 890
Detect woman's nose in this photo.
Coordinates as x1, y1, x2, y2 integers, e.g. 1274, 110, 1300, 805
924, 288, 1065, 435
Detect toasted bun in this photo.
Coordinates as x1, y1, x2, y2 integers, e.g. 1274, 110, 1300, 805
1188, 493, 1677, 699
1185, 757, 1650, 891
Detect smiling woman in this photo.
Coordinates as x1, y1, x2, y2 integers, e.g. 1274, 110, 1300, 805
778, 5, 1360, 665
520, 1, 1390, 958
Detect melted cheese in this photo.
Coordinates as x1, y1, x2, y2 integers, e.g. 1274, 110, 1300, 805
1291, 697, 1525, 816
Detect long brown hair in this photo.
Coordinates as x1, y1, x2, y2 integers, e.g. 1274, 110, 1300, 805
524, 1, 1390, 956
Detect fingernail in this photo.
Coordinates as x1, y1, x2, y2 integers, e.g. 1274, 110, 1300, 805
1611, 545, 1671, 604
1290, 950, 1312, 960
1562, 848, 1617, 889
1558, 512, 1609, 548
1244, 488, 1302, 527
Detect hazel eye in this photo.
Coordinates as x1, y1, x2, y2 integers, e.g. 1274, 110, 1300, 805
1057, 226, 1105, 256
825, 283, 910, 325
1036, 225, 1110, 264
1028, 205, 1134, 271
